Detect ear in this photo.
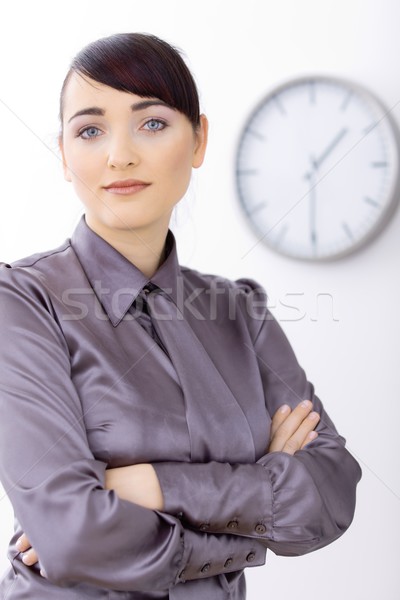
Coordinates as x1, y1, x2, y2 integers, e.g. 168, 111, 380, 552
192, 114, 208, 169
58, 135, 72, 182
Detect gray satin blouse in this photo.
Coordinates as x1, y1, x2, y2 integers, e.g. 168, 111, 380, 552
0, 216, 361, 599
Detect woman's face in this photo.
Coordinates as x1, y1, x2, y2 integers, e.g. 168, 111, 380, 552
59, 72, 207, 236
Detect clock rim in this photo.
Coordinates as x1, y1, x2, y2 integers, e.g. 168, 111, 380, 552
234, 74, 400, 262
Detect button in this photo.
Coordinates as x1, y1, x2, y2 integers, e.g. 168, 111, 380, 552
255, 523, 266, 534
227, 520, 239, 530
201, 562, 211, 573
224, 557, 233, 568
199, 522, 210, 531
246, 552, 256, 562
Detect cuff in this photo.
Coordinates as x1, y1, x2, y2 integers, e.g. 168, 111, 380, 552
176, 527, 266, 583
153, 461, 272, 538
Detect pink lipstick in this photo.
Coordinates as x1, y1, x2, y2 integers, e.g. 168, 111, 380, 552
103, 179, 150, 195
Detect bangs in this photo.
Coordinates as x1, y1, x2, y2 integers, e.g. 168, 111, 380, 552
60, 33, 200, 128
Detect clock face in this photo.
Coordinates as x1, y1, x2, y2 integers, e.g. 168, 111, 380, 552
235, 76, 400, 260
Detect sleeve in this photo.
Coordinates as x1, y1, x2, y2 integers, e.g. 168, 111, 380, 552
0, 266, 266, 591
153, 278, 362, 557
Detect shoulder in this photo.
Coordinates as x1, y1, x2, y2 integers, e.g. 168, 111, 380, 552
180, 265, 268, 298
0, 239, 78, 306
0, 244, 77, 357
180, 266, 269, 331
6, 239, 72, 271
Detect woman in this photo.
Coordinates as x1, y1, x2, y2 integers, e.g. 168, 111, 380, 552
0, 33, 361, 599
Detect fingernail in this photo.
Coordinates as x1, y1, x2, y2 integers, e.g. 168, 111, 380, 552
308, 431, 318, 440
40, 569, 47, 578
22, 553, 29, 564
309, 411, 319, 421
301, 400, 311, 408
279, 404, 290, 413
15, 538, 23, 550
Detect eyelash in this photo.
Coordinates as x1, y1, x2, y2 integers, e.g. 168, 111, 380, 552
77, 126, 102, 140
77, 118, 168, 140
143, 118, 167, 132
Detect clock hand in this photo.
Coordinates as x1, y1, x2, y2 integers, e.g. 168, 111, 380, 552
305, 156, 317, 253
313, 127, 348, 170
303, 129, 347, 249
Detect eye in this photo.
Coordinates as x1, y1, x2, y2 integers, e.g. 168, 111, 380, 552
143, 119, 167, 132
78, 126, 102, 140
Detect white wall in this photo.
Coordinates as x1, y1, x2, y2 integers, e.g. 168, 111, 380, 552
0, 1, 399, 598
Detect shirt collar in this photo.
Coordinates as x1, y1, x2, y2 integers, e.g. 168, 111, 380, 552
70, 215, 182, 326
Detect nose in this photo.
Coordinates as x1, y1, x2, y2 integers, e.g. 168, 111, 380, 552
107, 131, 139, 170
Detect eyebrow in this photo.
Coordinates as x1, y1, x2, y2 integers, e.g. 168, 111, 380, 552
67, 99, 172, 124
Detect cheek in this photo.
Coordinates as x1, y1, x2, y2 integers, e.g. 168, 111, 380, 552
159, 140, 194, 189
66, 148, 101, 186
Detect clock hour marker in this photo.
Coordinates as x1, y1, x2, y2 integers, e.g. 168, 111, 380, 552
342, 222, 354, 240
236, 168, 258, 175
246, 128, 266, 141
311, 231, 317, 247
341, 90, 353, 111
248, 202, 267, 215
371, 161, 388, 168
273, 95, 286, 116
311, 235, 318, 257
309, 81, 316, 104
364, 196, 380, 207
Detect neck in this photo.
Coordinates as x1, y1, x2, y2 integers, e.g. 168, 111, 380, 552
85, 215, 169, 278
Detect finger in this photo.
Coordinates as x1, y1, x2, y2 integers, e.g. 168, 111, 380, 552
269, 400, 314, 452
269, 404, 291, 440
301, 430, 318, 449
21, 548, 39, 566
16, 533, 31, 552
281, 411, 320, 455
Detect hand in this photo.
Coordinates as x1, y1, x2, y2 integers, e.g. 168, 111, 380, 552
268, 400, 320, 454
16, 533, 39, 568
305, 156, 318, 252
313, 127, 348, 170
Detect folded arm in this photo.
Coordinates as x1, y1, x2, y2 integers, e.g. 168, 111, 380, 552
151, 279, 362, 556
0, 267, 265, 590
17, 400, 320, 569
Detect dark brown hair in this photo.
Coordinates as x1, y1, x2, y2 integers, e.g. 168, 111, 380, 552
59, 32, 200, 133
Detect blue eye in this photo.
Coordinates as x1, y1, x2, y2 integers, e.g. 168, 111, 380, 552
79, 126, 101, 139
143, 119, 166, 132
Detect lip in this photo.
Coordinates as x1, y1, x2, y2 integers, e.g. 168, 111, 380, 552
103, 179, 151, 195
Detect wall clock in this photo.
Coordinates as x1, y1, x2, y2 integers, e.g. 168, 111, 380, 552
235, 76, 400, 261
